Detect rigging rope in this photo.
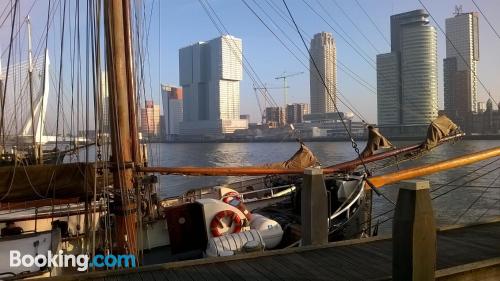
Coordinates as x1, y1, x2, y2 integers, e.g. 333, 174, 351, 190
431, 157, 500, 194
453, 171, 500, 225
418, 0, 498, 106
281, 0, 370, 175
0, 0, 19, 148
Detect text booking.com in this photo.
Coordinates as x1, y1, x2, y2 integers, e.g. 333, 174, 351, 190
10, 250, 136, 272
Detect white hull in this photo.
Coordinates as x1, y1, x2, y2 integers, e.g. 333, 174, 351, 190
0, 229, 60, 279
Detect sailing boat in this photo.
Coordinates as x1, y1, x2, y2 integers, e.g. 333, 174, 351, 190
0, 1, 498, 279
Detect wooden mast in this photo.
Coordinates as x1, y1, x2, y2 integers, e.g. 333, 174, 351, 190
103, 0, 137, 255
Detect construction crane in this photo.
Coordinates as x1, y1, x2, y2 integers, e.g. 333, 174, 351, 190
253, 84, 288, 124
274, 71, 303, 109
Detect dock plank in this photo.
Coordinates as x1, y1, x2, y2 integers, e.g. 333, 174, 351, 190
43, 221, 500, 281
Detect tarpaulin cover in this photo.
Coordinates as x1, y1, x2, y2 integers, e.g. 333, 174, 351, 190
422, 115, 459, 150
262, 142, 319, 169
360, 127, 394, 158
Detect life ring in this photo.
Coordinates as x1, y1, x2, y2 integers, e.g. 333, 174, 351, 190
210, 210, 243, 237
222, 191, 242, 203
222, 192, 252, 221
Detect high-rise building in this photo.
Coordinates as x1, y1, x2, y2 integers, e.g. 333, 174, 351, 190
179, 35, 248, 136
286, 103, 310, 124
161, 84, 183, 139
310, 32, 336, 114
443, 11, 479, 128
140, 100, 161, 137
265, 107, 285, 127
377, 10, 438, 135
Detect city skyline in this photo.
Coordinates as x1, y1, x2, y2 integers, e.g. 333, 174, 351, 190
161, 0, 500, 124
1, 1, 499, 126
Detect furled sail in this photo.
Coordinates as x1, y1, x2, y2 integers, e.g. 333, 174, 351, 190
360, 126, 394, 158
422, 115, 459, 150
0, 163, 107, 202
261, 142, 319, 169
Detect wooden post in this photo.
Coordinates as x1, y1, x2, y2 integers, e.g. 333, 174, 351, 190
301, 167, 328, 246
393, 180, 436, 281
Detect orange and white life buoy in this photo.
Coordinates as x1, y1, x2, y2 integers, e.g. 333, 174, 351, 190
210, 210, 243, 237
222, 192, 252, 221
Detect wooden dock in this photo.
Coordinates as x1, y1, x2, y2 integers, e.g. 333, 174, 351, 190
45, 220, 500, 281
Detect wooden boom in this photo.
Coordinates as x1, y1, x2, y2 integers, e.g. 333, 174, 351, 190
138, 166, 305, 176
137, 134, 464, 176
367, 146, 500, 188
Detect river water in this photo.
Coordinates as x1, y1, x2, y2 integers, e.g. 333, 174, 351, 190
145, 140, 499, 231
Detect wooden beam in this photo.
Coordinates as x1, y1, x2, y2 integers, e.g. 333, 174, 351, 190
367, 146, 500, 188
137, 134, 466, 177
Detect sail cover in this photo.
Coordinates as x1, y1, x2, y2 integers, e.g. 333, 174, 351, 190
261, 142, 319, 169
422, 115, 459, 150
360, 126, 394, 158
0, 163, 105, 202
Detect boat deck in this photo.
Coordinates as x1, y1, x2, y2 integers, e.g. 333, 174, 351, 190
46, 220, 500, 281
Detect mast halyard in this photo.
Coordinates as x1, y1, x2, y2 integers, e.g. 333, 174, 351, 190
103, 0, 138, 256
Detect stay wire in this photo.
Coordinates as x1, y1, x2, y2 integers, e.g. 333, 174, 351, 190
243, 0, 369, 123
431, 157, 500, 194
418, 0, 497, 105
253, 0, 373, 122
353, 0, 391, 46
431, 166, 500, 200
472, 0, 500, 40
281, 0, 369, 175
453, 171, 500, 225
0, 0, 19, 148
302, 0, 441, 121
201, 0, 279, 108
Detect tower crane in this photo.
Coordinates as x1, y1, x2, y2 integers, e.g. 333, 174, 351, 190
253, 84, 288, 124
274, 71, 304, 110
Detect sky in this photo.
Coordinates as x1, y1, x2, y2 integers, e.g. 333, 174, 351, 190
1, 0, 500, 129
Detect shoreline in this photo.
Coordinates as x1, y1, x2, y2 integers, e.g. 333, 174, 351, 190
152, 134, 500, 144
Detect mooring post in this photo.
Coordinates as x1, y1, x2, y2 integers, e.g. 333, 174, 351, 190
301, 167, 328, 246
393, 180, 436, 281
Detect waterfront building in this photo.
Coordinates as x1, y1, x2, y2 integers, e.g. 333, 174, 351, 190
443, 11, 479, 131
265, 107, 285, 127
161, 84, 183, 139
178, 35, 248, 136
240, 114, 250, 121
294, 112, 367, 138
310, 32, 336, 114
286, 103, 310, 124
140, 100, 161, 137
377, 10, 438, 136
470, 99, 500, 134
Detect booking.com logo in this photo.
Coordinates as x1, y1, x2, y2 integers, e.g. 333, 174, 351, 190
10, 250, 136, 272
